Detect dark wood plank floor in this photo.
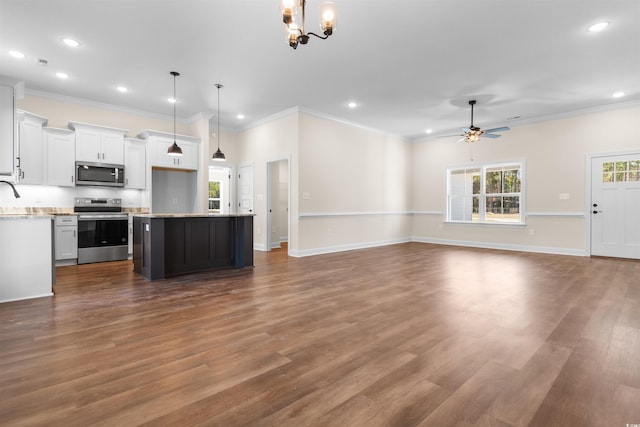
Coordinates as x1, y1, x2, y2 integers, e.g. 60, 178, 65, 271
1, 243, 639, 426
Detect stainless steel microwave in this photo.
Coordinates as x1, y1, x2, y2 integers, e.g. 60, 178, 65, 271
75, 162, 125, 187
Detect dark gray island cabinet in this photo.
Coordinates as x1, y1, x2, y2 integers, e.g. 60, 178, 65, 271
132, 214, 254, 281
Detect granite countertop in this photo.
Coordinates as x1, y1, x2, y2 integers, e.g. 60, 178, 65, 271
133, 213, 256, 218
0, 214, 55, 220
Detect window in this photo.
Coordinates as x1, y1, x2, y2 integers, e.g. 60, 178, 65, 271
208, 180, 221, 212
447, 162, 524, 224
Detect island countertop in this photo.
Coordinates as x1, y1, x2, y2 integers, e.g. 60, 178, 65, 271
132, 213, 255, 218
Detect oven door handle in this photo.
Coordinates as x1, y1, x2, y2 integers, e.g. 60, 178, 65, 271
78, 215, 129, 221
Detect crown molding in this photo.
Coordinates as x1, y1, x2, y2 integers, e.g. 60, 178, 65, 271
25, 88, 184, 123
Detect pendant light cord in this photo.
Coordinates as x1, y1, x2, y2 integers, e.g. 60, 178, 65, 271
173, 74, 177, 142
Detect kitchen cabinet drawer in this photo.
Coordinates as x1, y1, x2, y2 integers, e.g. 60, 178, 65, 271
55, 215, 78, 260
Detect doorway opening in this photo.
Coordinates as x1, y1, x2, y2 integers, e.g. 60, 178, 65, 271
266, 158, 290, 253
209, 165, 231, 214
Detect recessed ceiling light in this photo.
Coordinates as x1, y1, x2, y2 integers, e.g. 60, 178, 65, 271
116, 86, 128, 93
56, 72, 69, 79
612, 91, 625, 98
9, 50, 25, 59
168, 97, 176, 103
62, 38, 80, 48
588, 21, 609, 32
237, 114, 245, 120
425, 129, 433, 134
347, 101, 357, 109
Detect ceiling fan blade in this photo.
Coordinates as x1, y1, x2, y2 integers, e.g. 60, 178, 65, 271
483, 126, 510, 133
437, 133, 464, 138
456, 137, 466, 143
483, 133, 502, 139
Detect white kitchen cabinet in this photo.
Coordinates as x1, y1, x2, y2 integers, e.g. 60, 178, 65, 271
69, 122, 127, 165
44, 128, 75, 187
0, 84, 15, 175
16, 110, 48, 185
55, 215, 78, 261
138, 129, 199, 171
124, 138, 146, 189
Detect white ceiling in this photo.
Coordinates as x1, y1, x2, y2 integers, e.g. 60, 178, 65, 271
1, 0, 639, 140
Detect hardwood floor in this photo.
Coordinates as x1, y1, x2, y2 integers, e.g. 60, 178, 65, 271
1, 243, 639, 426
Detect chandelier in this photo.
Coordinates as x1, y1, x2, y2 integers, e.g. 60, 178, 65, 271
281, 0, 337, 49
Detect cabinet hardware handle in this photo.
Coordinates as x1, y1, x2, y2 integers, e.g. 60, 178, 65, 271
97, 152, 100, 160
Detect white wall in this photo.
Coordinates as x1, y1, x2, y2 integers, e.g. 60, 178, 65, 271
236, 112, 299, 252
411, 104, 640, 255
296, 113, 412, 255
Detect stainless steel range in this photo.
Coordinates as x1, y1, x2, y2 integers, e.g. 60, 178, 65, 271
74, 197, 128, 264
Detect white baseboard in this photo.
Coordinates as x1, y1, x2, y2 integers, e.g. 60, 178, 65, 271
411, 236, 587, 257
288, 237, 411, 258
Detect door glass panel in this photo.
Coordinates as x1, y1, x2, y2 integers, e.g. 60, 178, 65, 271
630, 160, 640, 171
616, 161, 628, 172
629, 171, 640, 182
603, 173, 614, 183
603, 162, 614, 172
616, 172, 627, 182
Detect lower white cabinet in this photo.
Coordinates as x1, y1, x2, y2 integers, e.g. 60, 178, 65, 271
44, 128, 75, 187
55, 215, 78, 260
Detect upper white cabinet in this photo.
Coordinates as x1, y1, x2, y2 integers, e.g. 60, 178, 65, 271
124, 138, 146, 189
43, 128, 75, 187
69, 122, 127, 165
16, 110, 48, 185
0, 84, 15, 175
138, 130, 199, 171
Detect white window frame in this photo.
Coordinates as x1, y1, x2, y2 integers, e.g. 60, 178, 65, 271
446, 160, 525, 225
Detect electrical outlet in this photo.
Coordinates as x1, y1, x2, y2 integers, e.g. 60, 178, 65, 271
529, 228, 535, 236
559, 193, 570, 200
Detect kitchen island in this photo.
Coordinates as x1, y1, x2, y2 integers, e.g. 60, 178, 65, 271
132, 214, 254, 281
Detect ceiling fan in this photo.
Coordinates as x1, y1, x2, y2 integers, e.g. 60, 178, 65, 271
442, 100, 510, 143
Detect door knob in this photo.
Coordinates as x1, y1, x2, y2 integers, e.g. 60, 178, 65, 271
592, 203, 598, 207
592, 210, 602, 214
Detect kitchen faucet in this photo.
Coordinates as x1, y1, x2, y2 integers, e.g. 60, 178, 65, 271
0, 180, 21, 198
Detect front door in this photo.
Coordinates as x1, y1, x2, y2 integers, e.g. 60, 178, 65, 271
238, 164, 254, 214
590, 153, 640, 259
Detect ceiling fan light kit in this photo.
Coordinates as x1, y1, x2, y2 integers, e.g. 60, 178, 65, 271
281, 0, 337, 49
440, 99, 511, 143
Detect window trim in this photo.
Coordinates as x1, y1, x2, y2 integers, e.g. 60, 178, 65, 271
445, 159, 526, 225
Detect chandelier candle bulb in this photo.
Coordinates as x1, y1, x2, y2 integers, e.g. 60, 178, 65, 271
319, 2, 337, 35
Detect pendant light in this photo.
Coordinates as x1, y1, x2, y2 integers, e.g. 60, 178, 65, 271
212, 83, 226, 162
167, 71, 183, 156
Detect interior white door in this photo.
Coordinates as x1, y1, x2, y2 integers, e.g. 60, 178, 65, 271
238, 164, 254, 214
591, 153, 640, 259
